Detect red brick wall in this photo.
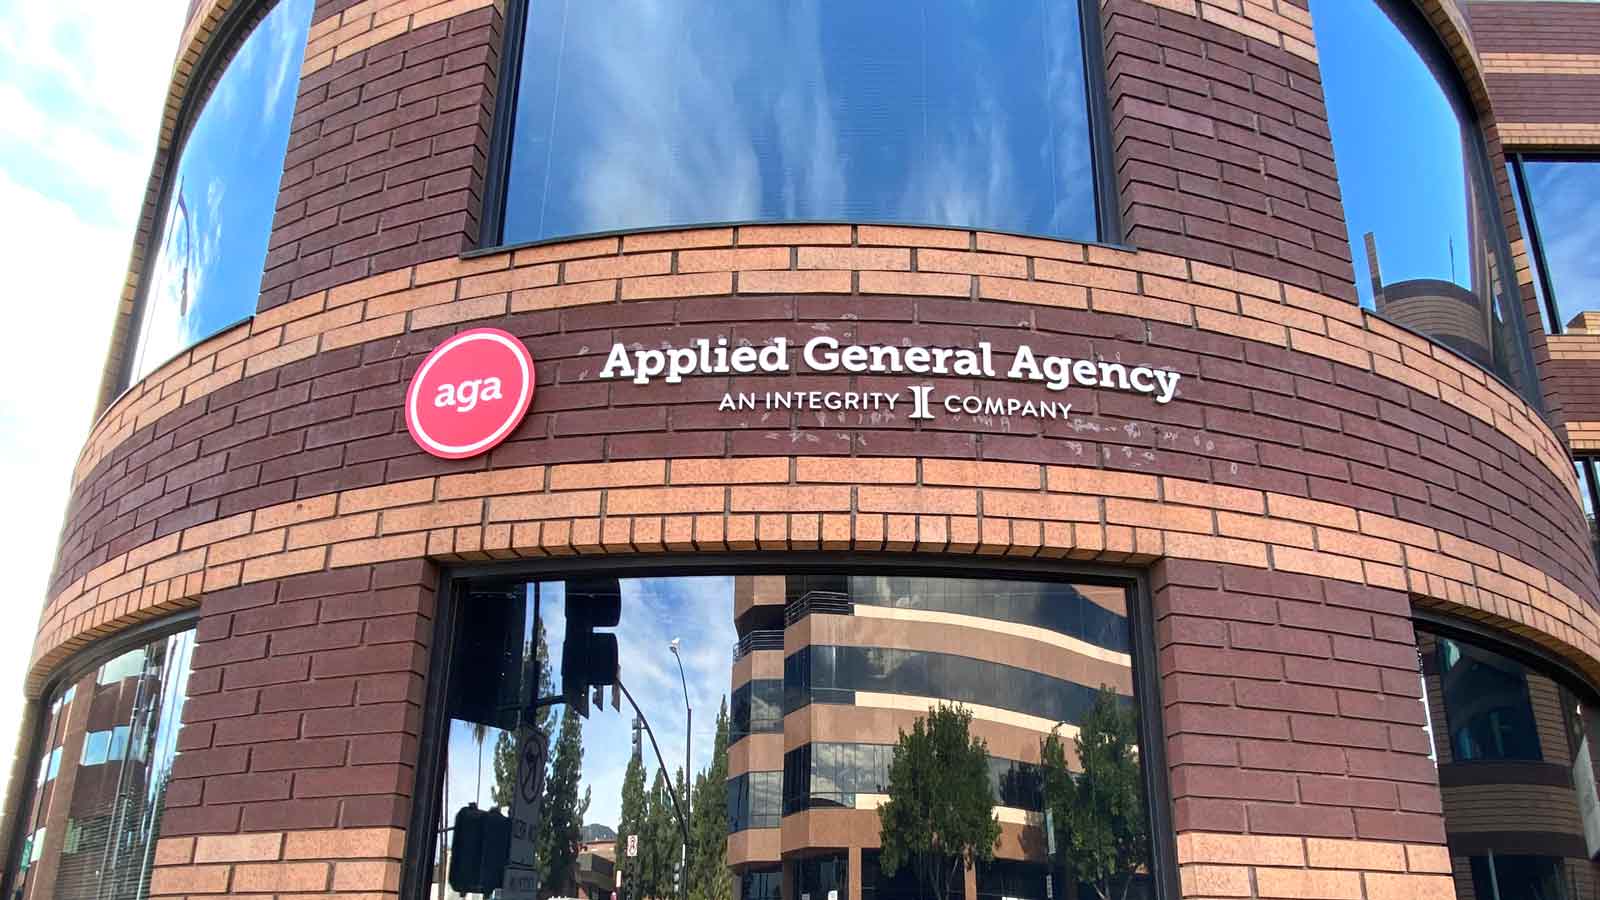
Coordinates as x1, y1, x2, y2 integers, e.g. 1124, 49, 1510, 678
1157, 560, 1439, 843
1468, 1, 1600, 125
162, 560, 433, 836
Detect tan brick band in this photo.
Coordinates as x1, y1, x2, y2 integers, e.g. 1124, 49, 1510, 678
73, 226, 1579, 508
1483, 52, 1600, 75
32, 455, 1600, 693
301, 0, 500, 75
1500, 122, 1600, 148
1130, 0, 1317, 61
1178, 832, 1453, 900
150, 827, 403, 897
1561, 421, 1600, 452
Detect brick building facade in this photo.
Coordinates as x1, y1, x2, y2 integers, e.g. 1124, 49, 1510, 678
8, 2, 1600, 900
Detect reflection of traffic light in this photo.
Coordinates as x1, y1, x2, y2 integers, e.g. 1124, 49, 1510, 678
448, 804, 511, 895
562, 577, 621, 718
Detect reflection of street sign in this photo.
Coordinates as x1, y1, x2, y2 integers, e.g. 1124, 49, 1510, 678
503, 724, 546, 900
1046, 876, 1054, 900
626, 835, 638, 858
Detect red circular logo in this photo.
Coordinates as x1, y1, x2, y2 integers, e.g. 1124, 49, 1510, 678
405, 328, 535, 459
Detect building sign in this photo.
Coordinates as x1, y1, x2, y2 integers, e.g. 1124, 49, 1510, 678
405, 327, 535, 459
599, 336, 1181, 421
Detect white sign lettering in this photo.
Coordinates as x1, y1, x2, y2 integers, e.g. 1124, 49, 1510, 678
600, 337, 1182, 421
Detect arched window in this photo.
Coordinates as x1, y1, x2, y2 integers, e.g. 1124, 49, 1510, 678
1313, 0, 1540, 404
125, 0, 315, 384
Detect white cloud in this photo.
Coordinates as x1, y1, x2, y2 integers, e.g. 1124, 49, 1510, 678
0, 0, 185, 814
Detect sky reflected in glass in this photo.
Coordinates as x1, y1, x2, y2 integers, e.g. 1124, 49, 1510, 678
128, 0, 313, 382
1521, 160, 1600, 332
503, 0, 1098, 245
1314, 0, 1537, 402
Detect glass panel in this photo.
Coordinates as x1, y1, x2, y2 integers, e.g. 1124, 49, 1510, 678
502, 0, 1100, 246
1312, 0, 1538, 402
429, 571, 1150, 900
11, 629, 195, 900
1422, 627, 1600, 895
1517, 160, 1600, 332
1436, 636, 1542, 762
126, 0, 316, 383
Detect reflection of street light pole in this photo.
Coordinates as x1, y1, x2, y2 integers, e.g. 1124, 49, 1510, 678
669, 638, 691, 896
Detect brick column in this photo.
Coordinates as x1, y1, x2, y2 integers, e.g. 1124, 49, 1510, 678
1154, 559, 1454, 899
260, 0, 503, 311
1102, 0, 1357, 302
149, 560, 435, 898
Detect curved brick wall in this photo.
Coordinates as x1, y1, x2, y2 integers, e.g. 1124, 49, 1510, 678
22, 2, 1600, 900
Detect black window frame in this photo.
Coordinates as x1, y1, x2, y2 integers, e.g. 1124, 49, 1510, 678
0, 611, 200, 900
475, 0, 1124, 257
1508, 152, 1600, 337
401, 554, 1178, 900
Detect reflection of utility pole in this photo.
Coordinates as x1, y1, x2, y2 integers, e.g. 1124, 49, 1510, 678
669, 639, 691, 900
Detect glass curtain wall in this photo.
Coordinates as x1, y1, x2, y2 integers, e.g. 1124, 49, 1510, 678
9, 629, 196, 900
1420, 626, 1600, 900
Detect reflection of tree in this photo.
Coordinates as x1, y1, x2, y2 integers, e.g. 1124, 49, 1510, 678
878, 705, 1001, 900
686, 698, 733, 900
1041, 687, 1147, 900
616, 752, 648, 900
541, 710, 589, 897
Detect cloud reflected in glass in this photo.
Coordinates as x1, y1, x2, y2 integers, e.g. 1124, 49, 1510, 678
503, 0, 1099, 245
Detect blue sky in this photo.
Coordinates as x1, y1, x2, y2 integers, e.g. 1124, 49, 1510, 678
0, 0, 186, 810
444, 577, 737, 833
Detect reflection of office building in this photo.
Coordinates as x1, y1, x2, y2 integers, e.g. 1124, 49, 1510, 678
728, 576, 1145, 900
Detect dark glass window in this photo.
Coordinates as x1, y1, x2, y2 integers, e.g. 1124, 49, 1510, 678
783, 743, 1043, 815
977, 860, 1049, 900
8, 629, 195, 900
126, 0, 315, 384
728, 771, 783, 832
783, 645, 1123, 725
1469, 855, 1570, 900
730, 678, 784, 743
864, 850, 959, 900
743, 868, 783, 900
798, 854, 850, 900
1436, 636, 1542, 762
1312, 0, 1539, 403
497, 1, 1103, 246
1510, 158, 1600, 334
806, 576, 1132, 653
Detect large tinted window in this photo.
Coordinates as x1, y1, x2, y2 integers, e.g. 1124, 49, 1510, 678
1313, 0, 1538, 403
126, 0, 314, 383
8, 630, 195, 900
425, 571, 1154, 900
498, 1, 1102, 246
1511, 158, 1600, 334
